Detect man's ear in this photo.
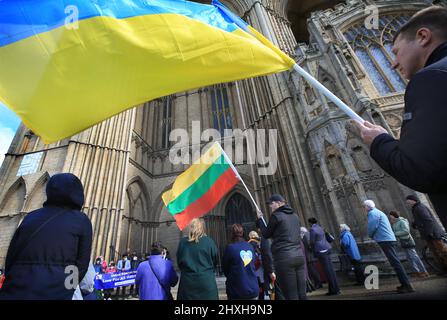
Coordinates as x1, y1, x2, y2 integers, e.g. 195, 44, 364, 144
416, 27, 433, 47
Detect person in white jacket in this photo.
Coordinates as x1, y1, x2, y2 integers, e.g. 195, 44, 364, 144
73, 263, 97, 300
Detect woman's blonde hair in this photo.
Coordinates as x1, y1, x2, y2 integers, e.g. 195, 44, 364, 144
248, 231, 259, 240
188, 218, 206, 243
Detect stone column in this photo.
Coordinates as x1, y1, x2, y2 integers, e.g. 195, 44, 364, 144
62, 108, 136, 261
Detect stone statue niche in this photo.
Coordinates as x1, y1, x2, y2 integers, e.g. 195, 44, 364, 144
325, 143, 346, 179
347, 134, 373, 173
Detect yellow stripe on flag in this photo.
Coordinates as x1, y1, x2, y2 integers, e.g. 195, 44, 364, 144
0, 14, 294, 143
162, 142, 223, 206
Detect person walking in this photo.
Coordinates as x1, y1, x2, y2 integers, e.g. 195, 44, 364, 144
339, 224, 365, 285
176, 218, 219, 300
406, 195, 447, 274
135, 242, 178, 300
0, 173, 92, 300
222, 224, 259, 300
365, 200, 415, 293
388, 210, 429, 278
308, 218, 340, 296
257, 194, 307, 300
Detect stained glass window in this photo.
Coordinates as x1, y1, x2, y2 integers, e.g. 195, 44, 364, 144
17, 152, 43, 176
210, 85, 233, 136
344, 14, 411, 95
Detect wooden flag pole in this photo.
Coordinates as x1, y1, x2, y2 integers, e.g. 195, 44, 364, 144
215, 142, 268, 227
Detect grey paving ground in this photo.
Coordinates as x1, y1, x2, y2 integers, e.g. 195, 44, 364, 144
309, 275, 447, 300
121, 274, 447, 300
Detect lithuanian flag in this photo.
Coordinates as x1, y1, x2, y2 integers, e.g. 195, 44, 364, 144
0, 0, 295, 143
162, 142, 238, 230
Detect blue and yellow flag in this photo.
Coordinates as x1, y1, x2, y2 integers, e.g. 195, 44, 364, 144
0, 0, 295, 143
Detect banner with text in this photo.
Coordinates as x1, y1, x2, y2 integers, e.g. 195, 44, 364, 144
94, 271, 137, 290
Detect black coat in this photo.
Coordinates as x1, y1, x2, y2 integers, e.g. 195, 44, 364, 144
411, 202, 445, 240
370, 42, 447, 230
260, 236, 274, 275
258, 205, 304, 261
0, 173, 92, 300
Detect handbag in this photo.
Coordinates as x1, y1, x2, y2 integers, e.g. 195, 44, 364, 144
148, 257, 174, 300
399, 236, 416, 248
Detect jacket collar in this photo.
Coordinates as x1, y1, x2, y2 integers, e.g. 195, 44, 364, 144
425, 41, 447, 67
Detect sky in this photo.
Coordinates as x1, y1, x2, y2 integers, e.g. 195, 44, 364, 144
0, 101, 20, 166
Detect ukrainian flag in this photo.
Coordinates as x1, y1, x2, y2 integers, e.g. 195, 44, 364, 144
0, 0, 295, 143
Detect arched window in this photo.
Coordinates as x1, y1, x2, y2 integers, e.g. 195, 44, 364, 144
225, 193, 255, 238
210, 85, 233, 136
344, 14, 411, 95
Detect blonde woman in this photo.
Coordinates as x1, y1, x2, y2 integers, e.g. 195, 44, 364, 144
176, 218, 219, 300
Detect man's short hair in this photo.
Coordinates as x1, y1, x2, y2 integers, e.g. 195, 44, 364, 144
394, 6, 447, 43
364, 200, 376, 209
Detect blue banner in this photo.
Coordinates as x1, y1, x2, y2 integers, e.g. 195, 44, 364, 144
94, 271, 137, 290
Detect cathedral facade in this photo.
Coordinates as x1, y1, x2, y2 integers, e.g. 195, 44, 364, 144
0, 0, 445, 271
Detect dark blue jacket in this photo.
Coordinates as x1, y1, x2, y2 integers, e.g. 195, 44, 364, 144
222, 241, 259, 300
370, 42, 447, 229
309, 224, 331, 254
0, 173, 92, 300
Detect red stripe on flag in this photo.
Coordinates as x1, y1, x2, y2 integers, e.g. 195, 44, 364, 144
174, 167, 238, 230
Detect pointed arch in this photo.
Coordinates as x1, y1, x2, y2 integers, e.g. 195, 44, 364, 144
125, 176, 151, 221
23, 171, 50, 212
0, 176, 27, 216
119, 176, 151, 255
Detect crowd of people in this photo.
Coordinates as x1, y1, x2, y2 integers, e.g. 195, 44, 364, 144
0, 173, 446, 300
1, 6, 447, 301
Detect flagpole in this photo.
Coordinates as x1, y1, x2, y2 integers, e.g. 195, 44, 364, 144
292, 64, 364, 123
215, 142, 268, 227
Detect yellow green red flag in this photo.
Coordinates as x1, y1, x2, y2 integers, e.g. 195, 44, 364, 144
162, 142, 239, 230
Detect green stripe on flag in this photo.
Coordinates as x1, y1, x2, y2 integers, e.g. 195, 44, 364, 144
167, 154, 230, 215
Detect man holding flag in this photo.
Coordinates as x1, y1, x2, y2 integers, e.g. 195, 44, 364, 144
257, 194, 307, 300
353, 6, 447, 230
